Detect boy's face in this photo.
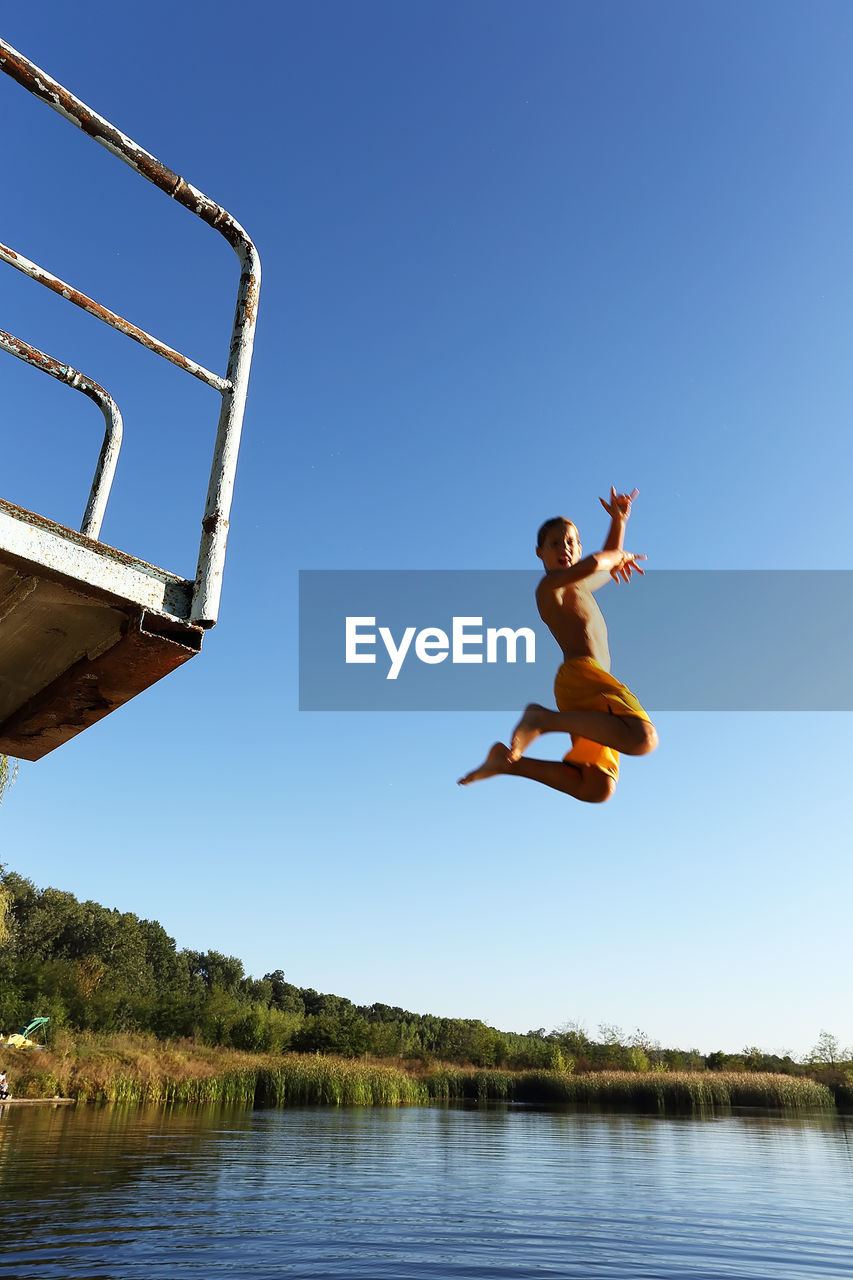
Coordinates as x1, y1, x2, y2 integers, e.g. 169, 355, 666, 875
537, 522, 581, 571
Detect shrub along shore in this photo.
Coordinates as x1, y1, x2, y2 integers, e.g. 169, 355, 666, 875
2, 1034, 841, 1113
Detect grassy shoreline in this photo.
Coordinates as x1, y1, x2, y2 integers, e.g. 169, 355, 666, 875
1, 1033, 841, 1114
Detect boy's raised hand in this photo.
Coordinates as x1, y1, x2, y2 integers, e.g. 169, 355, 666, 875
600, 487, 639, 520
610, 551, 646, 584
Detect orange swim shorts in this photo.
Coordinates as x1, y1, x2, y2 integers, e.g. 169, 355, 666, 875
554, 657, 652, 782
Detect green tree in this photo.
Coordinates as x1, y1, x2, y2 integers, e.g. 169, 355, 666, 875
597, 1023, 627, 1068
548, 1043, 575, 1074
809, 1030, 845, 1067
186, 950, 245, 993
230, 1007, 268, 1052
626, 1046, 650, 1072
0, 865, 12, 947
264, 971, 305, 1015
555, 1019, 591, 1061
0, 756, 16, 807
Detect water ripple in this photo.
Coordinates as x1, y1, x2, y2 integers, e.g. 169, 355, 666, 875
0, 1106, 850, 1278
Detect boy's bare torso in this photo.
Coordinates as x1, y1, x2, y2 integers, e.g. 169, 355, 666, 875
536, 579, 611, 670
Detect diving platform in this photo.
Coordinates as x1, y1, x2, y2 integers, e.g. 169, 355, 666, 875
0, 498, 202, 760
0, 38, 260, 759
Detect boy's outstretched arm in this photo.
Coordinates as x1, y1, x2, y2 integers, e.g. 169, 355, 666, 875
539, 548, 646, 594
600, 486, 639, 553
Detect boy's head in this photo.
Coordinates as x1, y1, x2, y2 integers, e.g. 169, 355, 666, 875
536, 516, 581, 570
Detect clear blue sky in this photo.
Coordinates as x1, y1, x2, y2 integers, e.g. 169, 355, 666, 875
2, 0, 852, 1058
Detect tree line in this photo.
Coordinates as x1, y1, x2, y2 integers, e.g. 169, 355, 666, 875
0, 868, 847, 1082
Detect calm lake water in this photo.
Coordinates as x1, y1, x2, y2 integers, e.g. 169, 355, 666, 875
0, 1103, 850, 1278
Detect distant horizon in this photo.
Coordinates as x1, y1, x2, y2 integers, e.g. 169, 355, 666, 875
0, 861, 839, 1066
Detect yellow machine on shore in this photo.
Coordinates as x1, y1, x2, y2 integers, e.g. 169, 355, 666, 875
4, 1017, 49, 1049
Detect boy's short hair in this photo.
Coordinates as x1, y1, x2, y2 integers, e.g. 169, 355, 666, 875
536, 516, 577, 547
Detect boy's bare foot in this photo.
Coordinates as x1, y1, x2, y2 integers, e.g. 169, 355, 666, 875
458, 743, 511, 786
509, 703, 551, 761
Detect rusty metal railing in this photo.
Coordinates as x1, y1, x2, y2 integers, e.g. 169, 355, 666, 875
0, 38, 261, 627
0, 328, 122, 540
0, 242, 229, 393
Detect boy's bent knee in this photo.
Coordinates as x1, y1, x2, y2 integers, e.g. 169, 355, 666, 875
583, 771, 617, 804
625, 719, 658, 756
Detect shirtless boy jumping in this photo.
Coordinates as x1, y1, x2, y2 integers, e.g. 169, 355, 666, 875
458, 488, 657, 804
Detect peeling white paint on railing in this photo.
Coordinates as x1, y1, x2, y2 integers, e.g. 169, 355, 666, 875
0, 37, 261, 627
0, 328, 122, 541
0, 242, 229, 394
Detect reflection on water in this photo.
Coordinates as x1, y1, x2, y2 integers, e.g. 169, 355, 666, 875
1, 1103, 851, 1278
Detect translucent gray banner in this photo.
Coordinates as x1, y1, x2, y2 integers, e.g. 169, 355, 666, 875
299, 570, 853, 711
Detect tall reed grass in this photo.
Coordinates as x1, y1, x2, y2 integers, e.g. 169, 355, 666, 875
255, 1057, 429, 1107
509, 1070, 834, 1112
4, 1035, 836, 1114
422, 1068, 833, 1111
